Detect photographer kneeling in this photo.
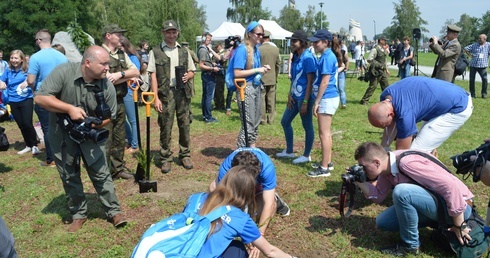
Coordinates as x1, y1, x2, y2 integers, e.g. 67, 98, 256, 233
34, 46, 127, 232
353, 142, 473, 256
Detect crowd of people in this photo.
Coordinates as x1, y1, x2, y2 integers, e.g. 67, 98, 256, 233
0, 20, 489, 257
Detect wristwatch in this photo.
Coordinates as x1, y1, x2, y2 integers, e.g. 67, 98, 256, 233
121, 71, 126, 78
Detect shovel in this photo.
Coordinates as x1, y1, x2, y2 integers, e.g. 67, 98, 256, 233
138, 92, 157, 193
234, 78, 249, 147
128, 80, 145, 182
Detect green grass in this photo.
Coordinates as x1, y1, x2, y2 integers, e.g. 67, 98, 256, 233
0, 71, 489, 257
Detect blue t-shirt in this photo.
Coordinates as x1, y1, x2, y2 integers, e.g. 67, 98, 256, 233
290, 50, 317, 101
27, 48, 68, 91
312, 48, 338, 99
227, 44, 261, 82
217, 147, 277, 191
183, 193, 261, 258
380, 76, 469, 139
125, 54, 141, 98
0, 68, 32, 103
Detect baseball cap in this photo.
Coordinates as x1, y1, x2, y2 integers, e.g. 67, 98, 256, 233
162, 20, 179, 31
447, 24, 462, 33
307, 30, 333, 42
263, 30, 271, 38
287, 30, 308, 42
103, 24, 127, 35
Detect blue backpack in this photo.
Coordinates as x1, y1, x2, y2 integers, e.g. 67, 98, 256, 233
131, 193, 231, 258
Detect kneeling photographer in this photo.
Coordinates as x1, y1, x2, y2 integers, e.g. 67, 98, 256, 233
34, 46, 127, 233
351, 142, 473, 256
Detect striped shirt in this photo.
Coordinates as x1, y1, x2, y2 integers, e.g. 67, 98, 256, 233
464, 42, 490, 68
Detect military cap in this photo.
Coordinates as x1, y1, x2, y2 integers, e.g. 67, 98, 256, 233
447, 25, 462, 33
103, 24, 127, 35
181, 42, 189, 46
378, 35, 387, 41
163, 20, 179, 31
263, 30, 271, 38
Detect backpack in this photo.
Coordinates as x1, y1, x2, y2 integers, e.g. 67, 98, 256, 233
397, 151, 490, 257
0, 126, 9, 151
131, 193, 231, 258
455, 52, 469, 76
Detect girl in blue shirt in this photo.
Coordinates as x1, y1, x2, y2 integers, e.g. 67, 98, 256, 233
306, 30, 339, 177
185, 165, 295, 258
227, 21, 270, 148
277, 30, 316, 165
0, 50, 39, 155
120, 36, 142, 153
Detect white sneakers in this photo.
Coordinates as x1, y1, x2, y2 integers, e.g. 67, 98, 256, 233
17, 147, 31, 155
17, 146, 41, 155
32, 146, 40, 155
276, 150, 296, 158
293, 155, 311, 164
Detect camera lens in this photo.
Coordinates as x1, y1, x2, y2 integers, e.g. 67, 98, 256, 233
429, 38, 434, 43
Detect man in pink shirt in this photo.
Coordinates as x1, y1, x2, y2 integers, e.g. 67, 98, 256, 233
353, 142, 474, 256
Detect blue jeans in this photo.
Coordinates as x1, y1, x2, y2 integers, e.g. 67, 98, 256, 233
201, 73, 216, 120
376, 183, 471, 249
337, 72, 346, 105
280, 98, 314, 157
226, 89, 235, 110
123, 89, 138, 149
35, 104, 53, 163
400, 63, 411, 79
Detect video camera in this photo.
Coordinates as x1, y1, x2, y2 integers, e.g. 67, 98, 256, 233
57, 90, 111, 144
59, 115, 109, 144
339, 164, 367, 218
224, 36, 241, 49
450, 142, 490, 182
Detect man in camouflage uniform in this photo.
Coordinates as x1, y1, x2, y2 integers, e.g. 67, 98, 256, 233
360, 35, 390, 105
148, 20, 196, 174
101, 24, 140, 180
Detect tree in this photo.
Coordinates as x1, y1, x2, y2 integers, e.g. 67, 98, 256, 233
478, 11, 490, 36
226, 0, 271, 25
276, 5, 303, 32
303, 5, 316, 34
388, 0, 428, 41
456, 14, 479, 46
314, 11, 329, 31
439, 19, 455, 38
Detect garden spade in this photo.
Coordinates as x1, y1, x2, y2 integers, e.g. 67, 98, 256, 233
234, 78, 249, 147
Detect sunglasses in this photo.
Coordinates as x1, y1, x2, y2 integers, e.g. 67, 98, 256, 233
253, 32, 264, 37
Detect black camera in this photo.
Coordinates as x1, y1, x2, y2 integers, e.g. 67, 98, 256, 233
450, 142, 490, 181
59, 115, 109, 144
429, 38, 443, 45
225, 36, 241, 49
341, 164, 367, 184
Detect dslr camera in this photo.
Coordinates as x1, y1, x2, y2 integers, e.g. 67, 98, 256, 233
341, 164, 367, 184
225, 35, 241, 49
58, 90, 111, 144
450, 142, 490, 181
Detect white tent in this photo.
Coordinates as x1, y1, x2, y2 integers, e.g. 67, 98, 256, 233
258, 19, 293, 40
195, 22, 245, 42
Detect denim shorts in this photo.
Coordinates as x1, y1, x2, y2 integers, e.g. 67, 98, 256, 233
317, 96, 339, 115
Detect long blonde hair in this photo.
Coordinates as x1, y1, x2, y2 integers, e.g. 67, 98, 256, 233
9, 50, 28, 73
243, 24, 264, 70
199, 165, 257, 236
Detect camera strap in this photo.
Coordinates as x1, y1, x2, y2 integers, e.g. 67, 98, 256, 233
339, 181, 356, 219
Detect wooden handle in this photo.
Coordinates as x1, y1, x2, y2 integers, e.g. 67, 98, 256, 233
141, 92, 155, 117
234, 78, 246, 101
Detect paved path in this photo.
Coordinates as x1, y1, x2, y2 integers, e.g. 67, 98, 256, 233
387, 64, 482, 83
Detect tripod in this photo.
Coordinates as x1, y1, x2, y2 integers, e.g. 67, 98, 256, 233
413, 38, 427, 76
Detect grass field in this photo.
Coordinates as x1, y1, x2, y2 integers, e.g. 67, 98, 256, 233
0, 69, 489, 257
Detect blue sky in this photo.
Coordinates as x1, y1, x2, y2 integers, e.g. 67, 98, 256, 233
196, 0, 486, 39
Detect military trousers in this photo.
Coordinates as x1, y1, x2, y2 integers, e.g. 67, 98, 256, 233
261, 84, 276, 124
158, 88, 191, 162
360, 71, 389, 104
107, 101, 127, 175
55, 142, 122, 220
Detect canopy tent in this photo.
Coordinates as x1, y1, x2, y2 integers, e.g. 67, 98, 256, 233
195, 22, 245, 42
258, 19, 293, 40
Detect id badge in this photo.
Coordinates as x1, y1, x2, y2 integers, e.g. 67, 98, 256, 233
479, 53, 484, 59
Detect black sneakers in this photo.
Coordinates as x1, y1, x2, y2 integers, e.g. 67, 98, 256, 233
275, 193, 290, 216
380, 242, 419, 256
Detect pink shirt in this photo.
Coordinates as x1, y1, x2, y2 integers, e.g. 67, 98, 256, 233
364, 150, 474, 217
